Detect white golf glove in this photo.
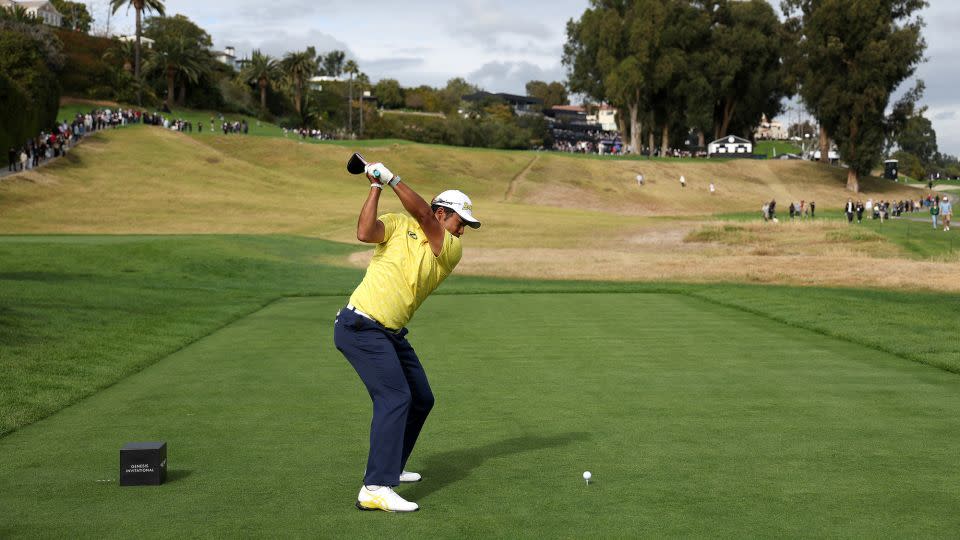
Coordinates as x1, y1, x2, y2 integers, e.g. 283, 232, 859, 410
365, 162, 399, 186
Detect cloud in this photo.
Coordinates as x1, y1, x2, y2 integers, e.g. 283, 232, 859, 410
467, 61, 566, 94
448, 0, 556, 48
211, 30, 353, 61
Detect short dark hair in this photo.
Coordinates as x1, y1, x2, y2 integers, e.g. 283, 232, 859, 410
431, 204, 454, 216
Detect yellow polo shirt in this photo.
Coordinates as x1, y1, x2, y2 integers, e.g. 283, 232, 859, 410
349, 213, 462, 329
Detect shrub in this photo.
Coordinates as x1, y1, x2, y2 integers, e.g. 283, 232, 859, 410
0, 23, 62, 151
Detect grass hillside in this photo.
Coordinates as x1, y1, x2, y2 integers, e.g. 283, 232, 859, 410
3, 122, 953, 288
2, 124, 919, 228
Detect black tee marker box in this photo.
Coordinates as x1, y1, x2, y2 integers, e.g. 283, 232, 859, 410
120, 442, 167, 486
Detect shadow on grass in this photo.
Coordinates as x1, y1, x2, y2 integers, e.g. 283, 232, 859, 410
403, 432, 589, 500
166, 469, 192, 483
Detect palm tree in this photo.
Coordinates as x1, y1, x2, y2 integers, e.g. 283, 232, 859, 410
281, 47, 317, 121
1, 4, 40, 23
344, 59, 359, 134
103, 38, 138, 74
110, 0, 166, 106
240, 50, 280, 113
146, 35, 210, 109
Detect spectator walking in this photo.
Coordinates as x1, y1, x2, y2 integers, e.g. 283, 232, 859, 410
709, 182, 715, 195
845, 198, 854, 223
769, 199, 777, 221
855, 200, 864, 223
679, 175, 686, 188
941, 196, 952, 231
7, 147, 15, 172
931, 201, 940, 229
810, 201, 816, 218
636, 174, 644, 186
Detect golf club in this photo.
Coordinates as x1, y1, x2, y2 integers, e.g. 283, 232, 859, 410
346, 152, 368, 175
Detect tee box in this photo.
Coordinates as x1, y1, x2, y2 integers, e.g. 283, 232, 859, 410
120, 441, 167, 486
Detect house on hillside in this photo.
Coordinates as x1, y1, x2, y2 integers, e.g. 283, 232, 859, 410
755, 114, 787, 140
1, 0, 63, 26
118, 35, 155, 49
309, 75, 345, 91
214, 46, 239, 70
708, 135, 753, 157
587, 104, 618, 131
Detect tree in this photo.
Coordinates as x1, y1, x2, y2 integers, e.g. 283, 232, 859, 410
344, 59, 358, 132
147, 34, 210, 107
321, 50, 345, 77
240, 50, 279, 113
526, 80, 569, 109
281, 46, 318, 121
51, 0, 92, 32
897, 112, 937, 165
0, 4, 40, 24
892, 150, 924, 179
143, 14, 213, 107
110, 0, 165, 106
441, 77, 477, 113
374, 78, 404, 109
783, 0, 928, 192
564, 0, 655, 154
102, 36, 137, 74
0, 20, 63, 152
884, 79, 924, 156
143, 13, 212, 50
708, 0, 787, 140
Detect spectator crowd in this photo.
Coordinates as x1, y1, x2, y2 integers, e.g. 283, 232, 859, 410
6, 108, 254, 175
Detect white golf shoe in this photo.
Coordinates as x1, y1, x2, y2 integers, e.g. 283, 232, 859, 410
399, 470, 422, 483
356, 485, 419, 512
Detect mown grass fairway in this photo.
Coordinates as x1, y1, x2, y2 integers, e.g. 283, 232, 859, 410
2, 292, 959, 537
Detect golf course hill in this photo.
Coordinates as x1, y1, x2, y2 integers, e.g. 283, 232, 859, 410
3, 116, 951, 289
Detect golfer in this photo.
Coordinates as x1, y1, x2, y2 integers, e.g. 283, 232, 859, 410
334, 161, 480, 512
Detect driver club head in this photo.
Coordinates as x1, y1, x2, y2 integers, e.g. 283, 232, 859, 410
347, 152, 367, 175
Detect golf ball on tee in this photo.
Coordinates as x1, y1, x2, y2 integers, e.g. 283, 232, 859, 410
583, 471, 592, 481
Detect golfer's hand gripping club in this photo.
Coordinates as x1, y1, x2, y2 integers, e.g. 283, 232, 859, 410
365, 162, 400, 187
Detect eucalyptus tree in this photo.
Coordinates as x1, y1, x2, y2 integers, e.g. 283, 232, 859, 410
110, 0, 165, 106
564, 0, 651, 153
783, 0, 928, 192
709, 0, 787, 140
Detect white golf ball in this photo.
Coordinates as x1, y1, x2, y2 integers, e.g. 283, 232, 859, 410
583, 471, 592, 481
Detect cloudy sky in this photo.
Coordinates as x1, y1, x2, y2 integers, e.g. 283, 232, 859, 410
95, 0, 959, 155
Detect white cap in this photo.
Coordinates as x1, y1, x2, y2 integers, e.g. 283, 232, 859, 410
432, 189, 481, 229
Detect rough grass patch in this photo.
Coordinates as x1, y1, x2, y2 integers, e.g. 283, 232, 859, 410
684, 224, 746, 243
827, 228, 886, 243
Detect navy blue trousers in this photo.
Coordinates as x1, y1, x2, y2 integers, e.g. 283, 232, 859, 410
334, 307, 434, 487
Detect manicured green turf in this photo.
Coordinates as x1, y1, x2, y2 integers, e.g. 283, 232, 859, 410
755, 140, 803, 158
2, 293, 959, 537
3, 234, 960, 440
855, 214, 960, 259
